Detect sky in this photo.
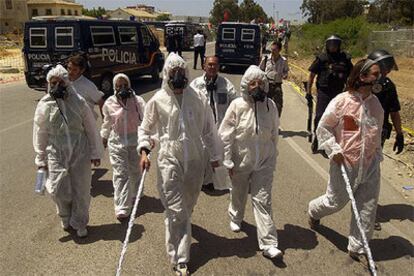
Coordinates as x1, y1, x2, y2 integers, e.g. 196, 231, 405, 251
79, 0, 305, 22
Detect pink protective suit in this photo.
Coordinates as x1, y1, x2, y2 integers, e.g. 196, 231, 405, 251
308, 91, 384, 254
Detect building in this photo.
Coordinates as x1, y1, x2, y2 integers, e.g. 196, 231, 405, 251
108, 7, 158, 22
0, 0, 84, 34
27, 0, 82, 18
0, 0, 29, 34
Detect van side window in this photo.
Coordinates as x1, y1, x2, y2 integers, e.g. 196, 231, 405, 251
90, 26, 115, 46
55, 27, 73, 48
140, 26, 151, 46
118, 26, 137, 44
241, 29, 255, 42
222, 28, 235, 41
30, 28, 47, 48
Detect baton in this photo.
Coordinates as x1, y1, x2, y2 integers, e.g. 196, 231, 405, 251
303, 81, 313, 143
115, 154, 151, 276
340, 164, 377, 276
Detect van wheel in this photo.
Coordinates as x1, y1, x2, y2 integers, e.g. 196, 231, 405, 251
151, 66, 160, 83
100, 74, 113, 97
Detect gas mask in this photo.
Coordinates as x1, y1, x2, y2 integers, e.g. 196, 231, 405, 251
250, 87, 266, 102
49, 83, 67, 99
359, 74, 385, 94
168, 70, 188, 90
117, 86, 132, 99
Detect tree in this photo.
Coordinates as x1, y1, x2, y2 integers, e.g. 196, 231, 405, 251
209, 0, 240, 26
301, 0, 366, 24
82, 7, 107, 18
367, 0, 414, 26
156, 13, 170, 21
239, 0, 268, 23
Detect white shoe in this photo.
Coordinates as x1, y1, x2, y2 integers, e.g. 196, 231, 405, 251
230, 221, 241, 232
76, 228, 88, 238
263, 246, 283, 259
61, 217, 70, 230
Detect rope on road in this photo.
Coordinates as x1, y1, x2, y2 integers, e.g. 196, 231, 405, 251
340, 164, 377, 276
115, 155, 150, 276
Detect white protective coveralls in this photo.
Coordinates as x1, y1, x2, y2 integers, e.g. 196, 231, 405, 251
72, 75, 104, 119
308, 90, 384, 254
137, 53, 221, 265
101, 73, 146, 217
190, 74, 239, 188
218, 65, 280, 251
33, 65, 103, 230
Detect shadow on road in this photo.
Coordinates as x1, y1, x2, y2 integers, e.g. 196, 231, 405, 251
278, 224, 318, 251
59, 223, 145, 245
314, 224, 414, 262
190, 222, 257, 273
376, 204, 414, 223
279, 130, 309, 139
370, 235, 414, 261
135, 195, 164, 217
91, 168, 113, 198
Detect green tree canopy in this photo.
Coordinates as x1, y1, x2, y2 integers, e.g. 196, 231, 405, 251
239, 0, 268, 23
82, 7, 107, 18
210, 0, 240, 26
367, 0, 414, 26
301, 0, 366, 24
156, 14, 171, 21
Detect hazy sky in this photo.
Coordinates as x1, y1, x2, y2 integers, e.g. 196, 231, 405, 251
79, 0, 304, 22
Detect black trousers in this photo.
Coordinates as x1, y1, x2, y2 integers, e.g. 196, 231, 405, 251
194, 46, 205, 69
314, 91, 338, 132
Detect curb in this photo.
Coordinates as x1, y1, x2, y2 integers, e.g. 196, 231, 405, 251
0, 75, 25, 85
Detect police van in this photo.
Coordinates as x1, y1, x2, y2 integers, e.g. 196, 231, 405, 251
164, 22, 200, 50
215, 22, 261, 69
23, 18, 164, 95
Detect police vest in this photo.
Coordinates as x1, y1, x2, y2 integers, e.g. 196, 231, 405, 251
316, 52, 351, 93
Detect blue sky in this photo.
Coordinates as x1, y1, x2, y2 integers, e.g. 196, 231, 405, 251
79, 0, 304, 22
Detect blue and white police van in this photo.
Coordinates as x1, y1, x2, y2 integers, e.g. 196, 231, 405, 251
215, 22, 261, 69
23, 18, 164, 95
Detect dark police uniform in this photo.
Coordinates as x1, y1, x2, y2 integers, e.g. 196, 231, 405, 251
374, 77, 401, 146
309, 52, 353, 131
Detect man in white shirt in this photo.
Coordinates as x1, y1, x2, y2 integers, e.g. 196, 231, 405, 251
67, 55, 105, 119
193, 30, 206, 70
259, 41, 289, 117
190, 56, 239, 191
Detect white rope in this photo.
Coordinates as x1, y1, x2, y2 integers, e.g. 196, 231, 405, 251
115, 155, 150, 276
340, 164, 377, 276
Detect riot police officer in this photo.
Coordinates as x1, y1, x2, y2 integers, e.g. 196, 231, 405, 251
306, 35, 353, 153
368, 49, 404, 231
368, 49, 404, 153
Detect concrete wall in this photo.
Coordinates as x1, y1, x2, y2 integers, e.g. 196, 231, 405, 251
28, 3, 82, 18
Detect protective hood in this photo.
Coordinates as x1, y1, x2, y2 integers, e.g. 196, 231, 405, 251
113, 73, 131, 90
46, 64, 70, 90
240, 65, 269, 102
161, 53, 190, 93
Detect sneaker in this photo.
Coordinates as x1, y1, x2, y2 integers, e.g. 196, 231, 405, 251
76, 228, 88, 238
263, 246, 283, 259
61, 217, 70, 230
308, 216, 320, 229
173, 263, 190, 276
230, 221, 241, 232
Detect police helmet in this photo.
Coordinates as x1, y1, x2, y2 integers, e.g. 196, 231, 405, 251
325, 35, 342, 51
367, 49, 398, 72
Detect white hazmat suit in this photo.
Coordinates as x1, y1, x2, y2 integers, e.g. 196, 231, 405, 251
101, 73, 146, 217
190, 74, 239, 189
33, 65, 102, 232
308, 90, 384, 254
137, 53, 221, 265
219, 65, 280, 253
72, 75, 104, 120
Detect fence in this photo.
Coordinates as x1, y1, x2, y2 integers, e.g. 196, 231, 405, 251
368, 29, 414, 57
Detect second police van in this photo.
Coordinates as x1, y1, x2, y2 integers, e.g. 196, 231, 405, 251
23, 18, 165, 96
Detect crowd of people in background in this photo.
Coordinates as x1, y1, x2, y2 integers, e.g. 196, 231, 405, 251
32, 29, 404, 275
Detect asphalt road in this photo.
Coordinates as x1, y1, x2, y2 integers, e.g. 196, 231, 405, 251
0, 44, 413, 276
